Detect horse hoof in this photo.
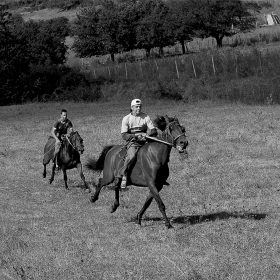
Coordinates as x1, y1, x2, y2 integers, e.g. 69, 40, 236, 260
110, 205, 119, 213
90, 196, 97, 203
49, 179, 53, 184
166, 224, 174, 229
43, 173, 46, 178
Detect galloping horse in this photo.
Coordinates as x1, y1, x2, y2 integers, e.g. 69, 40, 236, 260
86, 115, 188, 228
43, 131, 88, 190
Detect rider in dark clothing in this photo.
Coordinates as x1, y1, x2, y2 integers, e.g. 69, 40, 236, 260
51, 109, 73, 168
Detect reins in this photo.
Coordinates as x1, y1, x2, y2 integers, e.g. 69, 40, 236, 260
65, 134, 78, 151
42, 133, 79, 158
159, 121, 185, 147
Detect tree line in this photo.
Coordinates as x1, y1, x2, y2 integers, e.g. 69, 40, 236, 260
0, 9, 73, 105
0, 0, 270, 105
71, 0, 262, 61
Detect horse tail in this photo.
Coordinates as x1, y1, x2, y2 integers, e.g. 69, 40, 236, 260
85, 145, 115, 171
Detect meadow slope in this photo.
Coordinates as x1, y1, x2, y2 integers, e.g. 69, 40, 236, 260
1, 101, 280, 279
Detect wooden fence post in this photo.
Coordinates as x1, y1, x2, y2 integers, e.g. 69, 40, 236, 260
154, 60, 159, 79
192, 59, 197, 78
175, 58, 180, 79
211, 55, 216, 75
125, 63, 128, 80
140, 61, 143, 78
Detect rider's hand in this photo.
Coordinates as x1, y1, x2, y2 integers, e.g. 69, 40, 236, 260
136, 133, 146, 141
141, 133, 147, 140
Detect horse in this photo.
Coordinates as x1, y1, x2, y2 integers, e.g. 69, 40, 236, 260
86, 115, 188, 229
43, 131, 89, 190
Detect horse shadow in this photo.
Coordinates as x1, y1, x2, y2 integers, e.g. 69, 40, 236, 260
171, 211, 267, 225
129, 211, 267, 225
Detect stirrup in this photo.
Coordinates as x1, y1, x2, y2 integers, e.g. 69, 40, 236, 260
120, 176, 127, 189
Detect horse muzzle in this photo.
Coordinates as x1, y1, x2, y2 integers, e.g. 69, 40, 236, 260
176, 141, 188, 153
176, 145, 185, 153
77, 146, 84, 154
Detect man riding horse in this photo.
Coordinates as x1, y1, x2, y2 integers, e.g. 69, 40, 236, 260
51, 109, 73, 169
43, 109, 88, 190
115, 99, 157, 188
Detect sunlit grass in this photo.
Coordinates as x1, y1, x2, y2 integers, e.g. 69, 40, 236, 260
1, 101, 280, 279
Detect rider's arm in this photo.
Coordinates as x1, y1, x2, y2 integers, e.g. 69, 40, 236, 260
122, 132, 136, 142
121, 115, 137, 142
145, 116, 157, 137
51, 127, 60, 142
52, 121, 60, 142
68, 120, 73, 131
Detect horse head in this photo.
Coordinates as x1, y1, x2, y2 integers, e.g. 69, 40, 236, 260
68, 131, 84, 154
154, 115, 188, 153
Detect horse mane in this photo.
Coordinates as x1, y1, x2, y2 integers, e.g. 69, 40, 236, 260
153, 115, 167, 131
153, 115, 178, 131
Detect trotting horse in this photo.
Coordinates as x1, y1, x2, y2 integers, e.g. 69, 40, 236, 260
43, 131, 89, 190
86, 115, 188, 228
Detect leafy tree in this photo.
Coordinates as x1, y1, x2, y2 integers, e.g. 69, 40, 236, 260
0, 11, 31, 105
24, 17, 69, 65
117, 0, 141, 53
191, 0, 260, 47
167, 0, 196, 54
72, 0, 123, 61
135, 0, 175, 57
0, 12, 70, 105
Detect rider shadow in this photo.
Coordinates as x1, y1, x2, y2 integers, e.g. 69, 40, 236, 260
172, 211, 267, 225
129, 211, 267, 225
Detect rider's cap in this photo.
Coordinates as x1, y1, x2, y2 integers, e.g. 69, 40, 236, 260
131, 99, 141, 107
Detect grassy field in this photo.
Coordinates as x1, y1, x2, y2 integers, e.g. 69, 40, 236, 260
1, 101, 280, 279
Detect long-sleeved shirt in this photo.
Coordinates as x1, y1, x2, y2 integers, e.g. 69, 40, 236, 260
121, 112, 157, 142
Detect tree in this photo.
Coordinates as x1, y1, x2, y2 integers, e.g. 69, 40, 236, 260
72, 0, 123, 62
0, 11, 31, 105
167, 0, 196, 54
191, 0, 260, 47
24, 17, 69, 65
0, 13, 70, 105
135, 0, 175, 57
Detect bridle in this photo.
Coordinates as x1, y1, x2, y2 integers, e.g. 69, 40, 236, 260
162, 121, 186, 148
65, 132, 83, 152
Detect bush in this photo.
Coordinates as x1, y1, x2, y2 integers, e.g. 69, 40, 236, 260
154, 81, 183, 100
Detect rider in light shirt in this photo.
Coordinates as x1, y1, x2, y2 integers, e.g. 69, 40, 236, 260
115, 99, 157, 188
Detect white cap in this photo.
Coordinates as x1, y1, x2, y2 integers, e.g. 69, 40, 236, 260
131, 99, 141, 107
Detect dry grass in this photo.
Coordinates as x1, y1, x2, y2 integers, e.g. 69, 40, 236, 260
1, 101, 280, 279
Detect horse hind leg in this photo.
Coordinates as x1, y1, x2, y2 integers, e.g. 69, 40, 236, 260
43, 163, 47, 178
90, 178, 103, 203
62, 168, 69, 189
49, 163, 56, 184
111, 187, 120, 213
136, 192, 154, 226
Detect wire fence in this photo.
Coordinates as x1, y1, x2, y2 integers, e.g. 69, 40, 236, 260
78, 46, 280, 84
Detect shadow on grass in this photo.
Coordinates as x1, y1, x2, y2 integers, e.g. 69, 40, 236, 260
128, 211, 267, 225
172, 211, 267, 225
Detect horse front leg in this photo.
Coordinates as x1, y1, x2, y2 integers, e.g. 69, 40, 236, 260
49, 163, 56, 184
111, 188, 120, 213
43, 164, 47, 178
76, 163, 89, 191
147, 180, 172, 229
62, 168, 69, 189
136, 192, 154, 226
